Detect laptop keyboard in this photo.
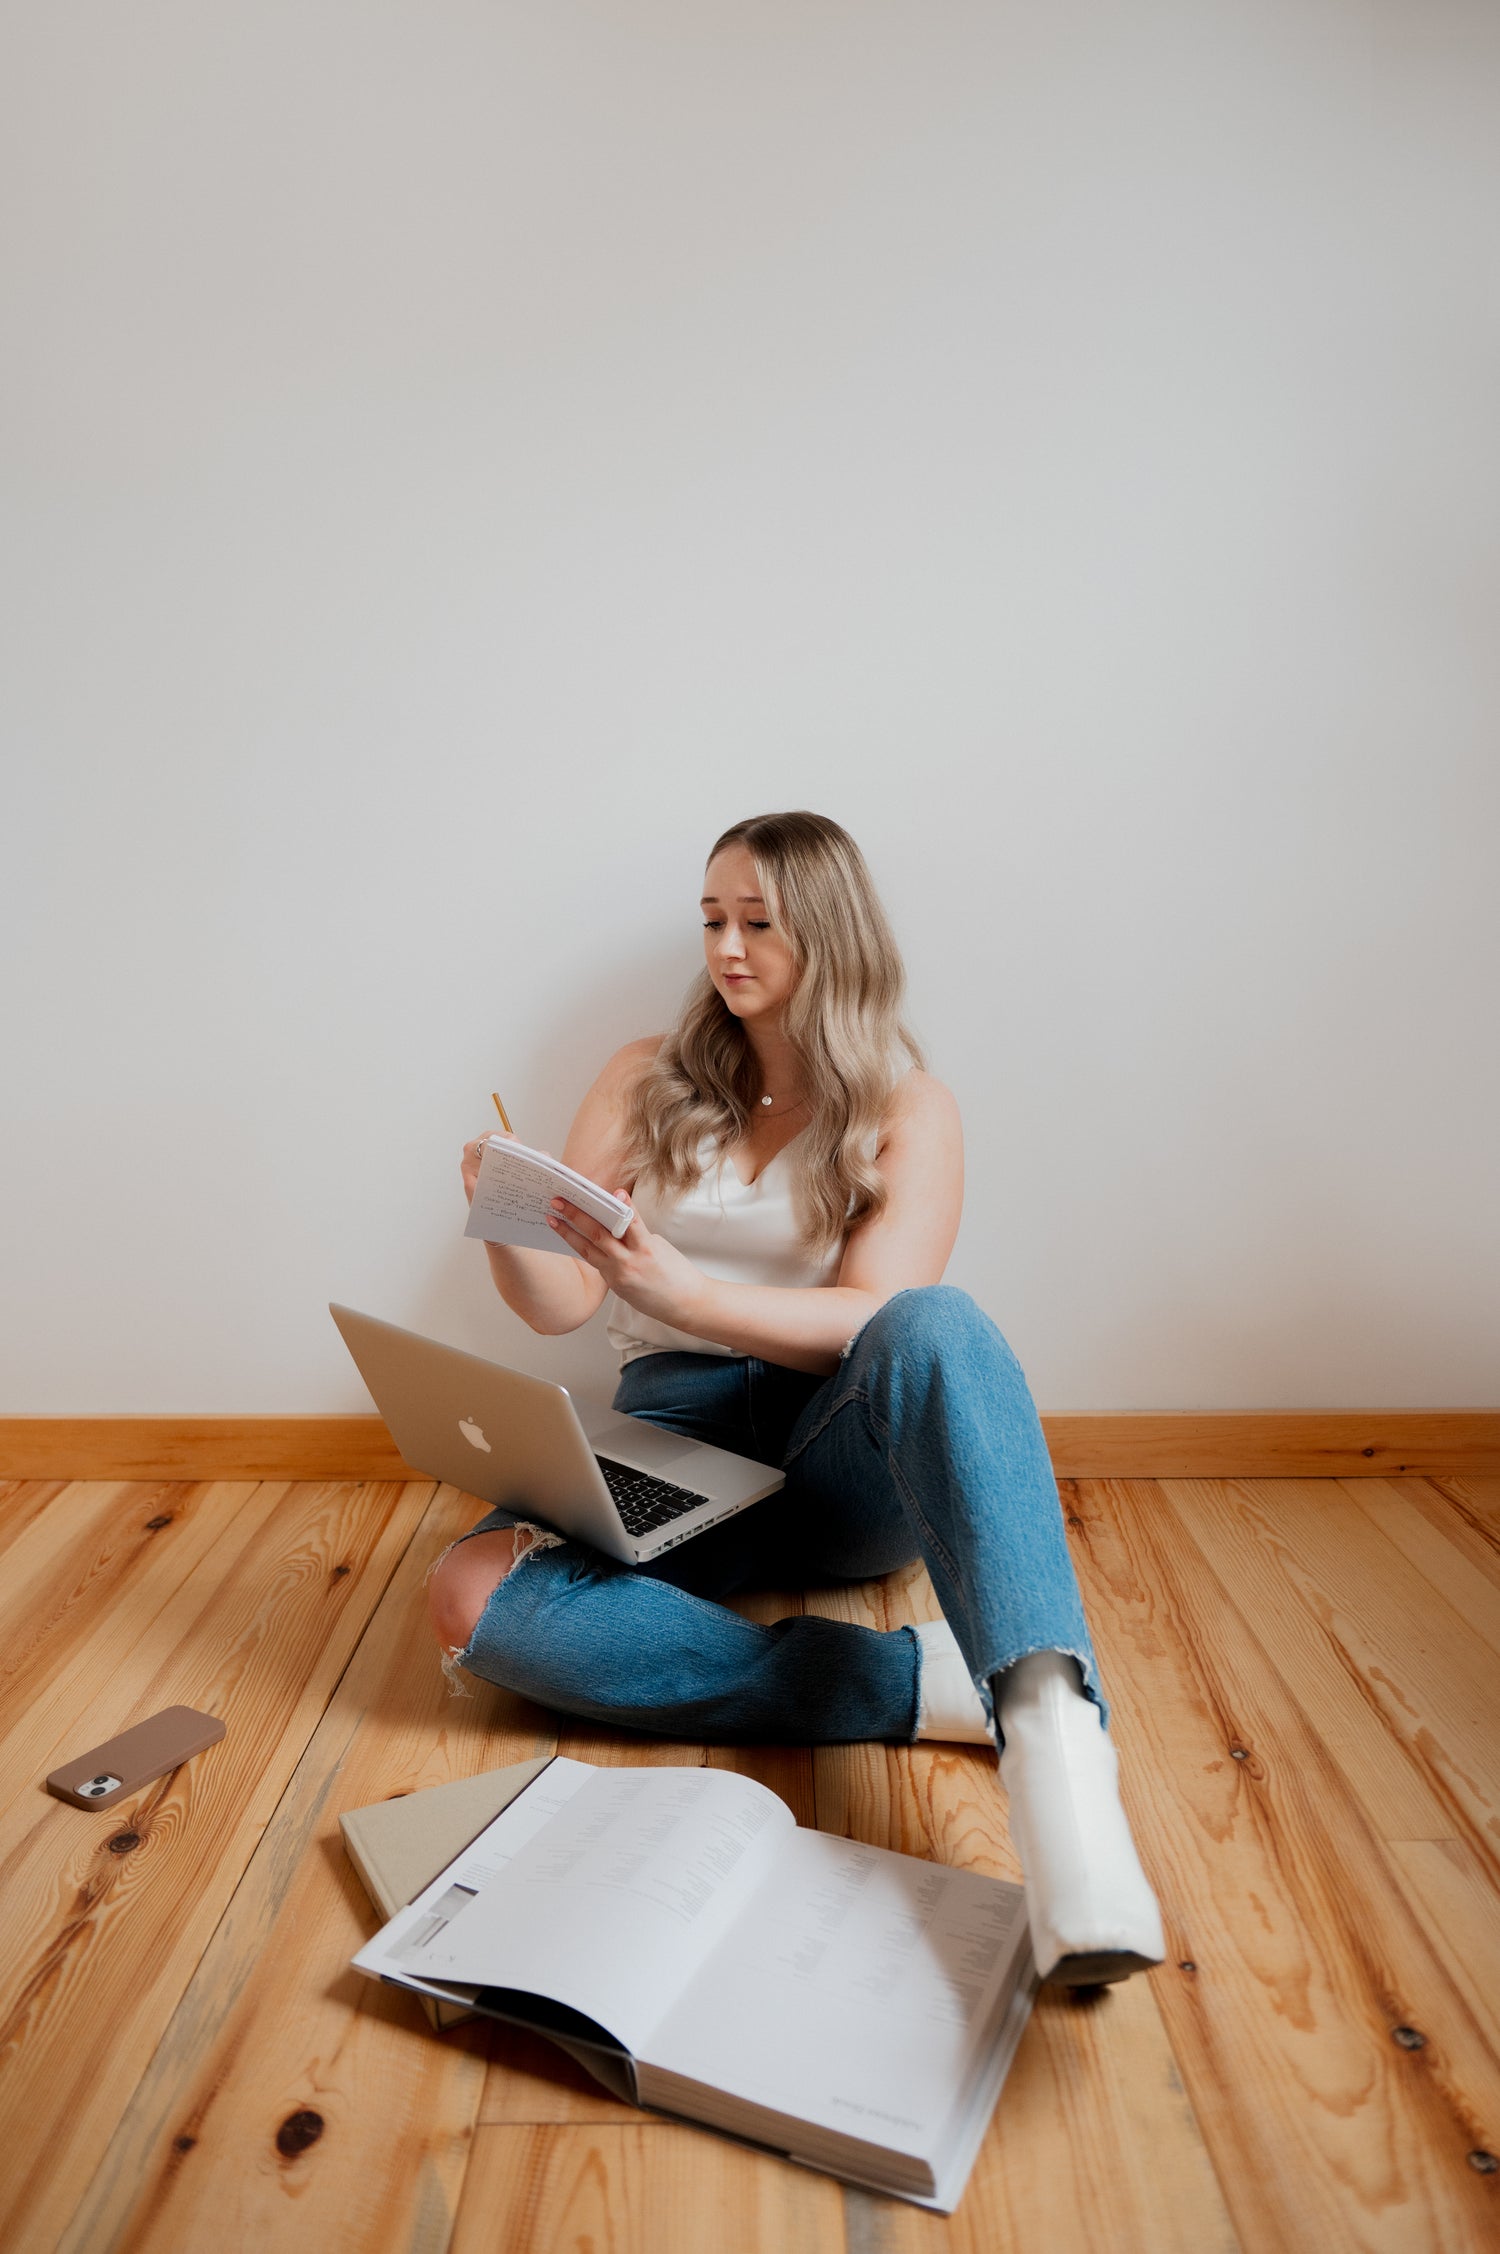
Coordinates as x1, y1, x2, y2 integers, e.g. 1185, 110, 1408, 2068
594, 1455, 712, 1539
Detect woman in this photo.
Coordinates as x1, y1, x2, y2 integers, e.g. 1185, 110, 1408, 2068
431, 810, 1164, 1987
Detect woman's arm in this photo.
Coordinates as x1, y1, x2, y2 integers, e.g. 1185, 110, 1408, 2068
547, 1071, 964, 1376
466, 1036, 660, 1336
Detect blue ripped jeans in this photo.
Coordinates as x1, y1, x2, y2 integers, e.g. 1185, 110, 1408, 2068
449, 1286, 1107, 1746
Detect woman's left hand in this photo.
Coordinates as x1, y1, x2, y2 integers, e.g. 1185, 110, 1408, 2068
546, 1196, 709, 1333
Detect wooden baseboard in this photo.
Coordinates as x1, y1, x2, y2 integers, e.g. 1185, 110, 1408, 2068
1, 1411, 1496, 1482
1043, 1412, 1500, 1478
0, 1419, 424, 1483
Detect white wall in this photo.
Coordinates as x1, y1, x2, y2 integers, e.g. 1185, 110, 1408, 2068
3, 0, 1497, 1414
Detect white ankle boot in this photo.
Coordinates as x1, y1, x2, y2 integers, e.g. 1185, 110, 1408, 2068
996, 1650, 1165, 1986
912, 1619, 995, 1744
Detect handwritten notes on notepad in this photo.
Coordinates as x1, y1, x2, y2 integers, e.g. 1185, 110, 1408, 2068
463, 1138, 633, 1257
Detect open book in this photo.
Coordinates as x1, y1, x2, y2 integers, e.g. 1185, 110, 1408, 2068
463, 1137, 633, 1256
352, 1757, 1037, 2210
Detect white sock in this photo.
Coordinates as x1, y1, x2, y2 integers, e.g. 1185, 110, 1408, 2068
996, 1649, 1165, 1981
912, 1619, 994, 1744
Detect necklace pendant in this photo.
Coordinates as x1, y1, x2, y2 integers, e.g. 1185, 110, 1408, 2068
761, 1094, 773, 1107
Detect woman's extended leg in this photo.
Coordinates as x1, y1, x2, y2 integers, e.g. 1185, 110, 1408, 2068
782, 1286, 1163, 1984
781, 1284, 1107, 1739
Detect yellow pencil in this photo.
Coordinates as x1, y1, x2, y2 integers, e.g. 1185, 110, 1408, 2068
491, 1092, 513, 1134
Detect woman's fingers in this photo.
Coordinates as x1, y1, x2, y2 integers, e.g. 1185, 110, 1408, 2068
547, 1199, 618, 1269
461, 1130, 505, 1203
548, 1197, 598, 1243
546, 1214, 597, 1264
463, 1128, 512, 1169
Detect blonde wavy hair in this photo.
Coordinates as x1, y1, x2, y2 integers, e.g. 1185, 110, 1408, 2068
624, 811, 925, 1256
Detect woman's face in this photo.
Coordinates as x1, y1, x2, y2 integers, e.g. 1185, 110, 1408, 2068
701, 845, 797, 1024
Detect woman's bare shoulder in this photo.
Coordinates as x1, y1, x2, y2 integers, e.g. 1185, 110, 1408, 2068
563, 1036, 667, 1177
595, 1034, 667, 1094
574, 1035, 666, 1126
884, 1067, 960, 1132
873, 1069, 961, 1172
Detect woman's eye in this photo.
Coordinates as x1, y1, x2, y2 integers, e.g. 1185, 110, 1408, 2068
702, 919, 724, 930
748, 921, 771, 931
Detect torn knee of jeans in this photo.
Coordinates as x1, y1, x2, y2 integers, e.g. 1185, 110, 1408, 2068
432, 1520, 565, 1696
509, 1521, 565, 1566
438, 1643, 475, 1698
424, 1535, 460, 1587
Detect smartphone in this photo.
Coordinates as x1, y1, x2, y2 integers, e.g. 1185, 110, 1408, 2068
46, 1706, 226, 1809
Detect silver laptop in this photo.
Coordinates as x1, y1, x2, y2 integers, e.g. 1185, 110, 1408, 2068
330, 1305, 785, 1566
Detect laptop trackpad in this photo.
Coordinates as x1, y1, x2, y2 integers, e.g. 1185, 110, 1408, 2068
602, 1418, 703, 1473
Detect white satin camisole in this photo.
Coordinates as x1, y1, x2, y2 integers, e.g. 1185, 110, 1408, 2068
606, 1134, 844, 1366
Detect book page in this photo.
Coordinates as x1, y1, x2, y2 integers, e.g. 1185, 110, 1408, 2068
352, 1756, 596, 2009
638, 1828, 1030, 2165
391, 1764, 794, 2056
463, 1139, 632, 1255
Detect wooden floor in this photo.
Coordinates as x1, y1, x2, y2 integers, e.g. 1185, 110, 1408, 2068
1, 1472, 1497, 2253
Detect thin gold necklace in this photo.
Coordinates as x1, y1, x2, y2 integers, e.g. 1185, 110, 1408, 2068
756, 1091, 809, 1119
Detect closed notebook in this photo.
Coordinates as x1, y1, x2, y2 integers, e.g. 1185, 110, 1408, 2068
341, 1759, 554, 2029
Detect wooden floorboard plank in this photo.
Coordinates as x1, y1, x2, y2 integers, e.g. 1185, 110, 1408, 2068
1137, 1483, 1452, 1854
0, 1477, 431, 2254
452, 2123, 847, 2254
1070, 1476, 1500, 2251
1424, 1475, 1500, 1543
805, 1558, 1238, 2253
0, 1479, 261, 1816
1383, 1478, 1500, 1596
1381, 1840, 1500, 2063
0, 1477, 71, 1558
1341, 1478, 1500, 1655
61, 1480, 556, 2254
1159, 1477, 1500, 1879
0, 1479, 224, 1657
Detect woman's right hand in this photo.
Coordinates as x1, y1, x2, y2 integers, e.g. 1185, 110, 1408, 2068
461, 1129, 514, 1205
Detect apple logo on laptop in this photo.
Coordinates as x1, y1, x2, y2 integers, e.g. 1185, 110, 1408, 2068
458, 1416, 491, 1453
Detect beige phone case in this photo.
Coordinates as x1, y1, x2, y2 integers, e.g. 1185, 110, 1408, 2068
46, 1706, 226, 1809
